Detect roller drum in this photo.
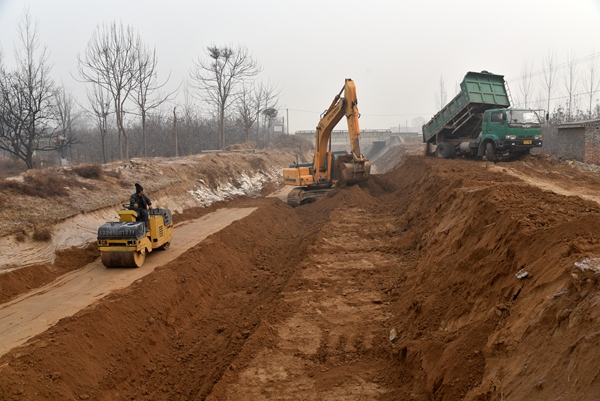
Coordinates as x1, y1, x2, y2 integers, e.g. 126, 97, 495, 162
101, 250, 146, 268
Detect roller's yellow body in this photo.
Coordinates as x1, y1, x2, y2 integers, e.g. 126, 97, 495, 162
97, 207, 173, 268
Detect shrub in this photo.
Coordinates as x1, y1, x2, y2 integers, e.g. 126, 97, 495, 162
32, 227, 52, 242
72, 164, 103, 179
23, 175, 70, 197
15, 232, 27, 242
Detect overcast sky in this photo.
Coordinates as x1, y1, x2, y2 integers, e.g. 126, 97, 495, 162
1, 0, 600, 134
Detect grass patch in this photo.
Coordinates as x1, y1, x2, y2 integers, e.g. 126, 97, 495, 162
0, 172, 78, 198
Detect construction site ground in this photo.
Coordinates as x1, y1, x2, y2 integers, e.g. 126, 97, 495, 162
2, 143, 600, 400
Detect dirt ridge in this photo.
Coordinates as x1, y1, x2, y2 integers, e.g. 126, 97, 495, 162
2, 153, 600, 400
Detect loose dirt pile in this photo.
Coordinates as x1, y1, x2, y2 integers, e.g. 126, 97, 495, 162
2, 150, 600, 400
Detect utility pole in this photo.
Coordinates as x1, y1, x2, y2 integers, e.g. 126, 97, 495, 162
173, 107, 178, 157
286, 108, 289, 134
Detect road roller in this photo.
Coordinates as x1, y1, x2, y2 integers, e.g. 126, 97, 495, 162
97, 206, 174, 267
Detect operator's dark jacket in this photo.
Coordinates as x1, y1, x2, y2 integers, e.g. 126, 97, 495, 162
129, 193, 152, 211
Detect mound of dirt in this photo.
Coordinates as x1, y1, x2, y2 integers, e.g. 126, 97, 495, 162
2, 151, 600, 400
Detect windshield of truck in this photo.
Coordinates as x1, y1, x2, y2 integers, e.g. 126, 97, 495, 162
507, 110, 542, 127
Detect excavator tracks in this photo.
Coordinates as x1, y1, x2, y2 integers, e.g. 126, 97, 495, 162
287, 187, 332, 207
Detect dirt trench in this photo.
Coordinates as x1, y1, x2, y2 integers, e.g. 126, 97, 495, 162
2, 155, 600, 400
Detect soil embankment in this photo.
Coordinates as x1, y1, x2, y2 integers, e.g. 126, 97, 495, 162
2, 151, 600, 400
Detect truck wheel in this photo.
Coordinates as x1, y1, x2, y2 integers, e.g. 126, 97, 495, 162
446, 144, 456, 159
485, 142, 496, 162
435, 143, 445, 158
436, 142, 455, 159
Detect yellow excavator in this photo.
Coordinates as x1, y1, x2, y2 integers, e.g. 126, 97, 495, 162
283, 78, 371, 206
97, 206, 173, 267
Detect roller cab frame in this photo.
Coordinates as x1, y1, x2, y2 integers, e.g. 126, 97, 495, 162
97, 207, 174, 268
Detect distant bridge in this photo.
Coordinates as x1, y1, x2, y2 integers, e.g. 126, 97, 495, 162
294, 129, 394, 149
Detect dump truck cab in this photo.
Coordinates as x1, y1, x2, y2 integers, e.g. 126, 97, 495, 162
478, 108, 544, 160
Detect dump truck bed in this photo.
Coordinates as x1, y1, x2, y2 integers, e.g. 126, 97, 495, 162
423, 71, 510, 144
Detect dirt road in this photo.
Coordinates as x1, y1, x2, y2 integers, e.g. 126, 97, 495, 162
2, 155, 600, 400
0, 207, 255, 358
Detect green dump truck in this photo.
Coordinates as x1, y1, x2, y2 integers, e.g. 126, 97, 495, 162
422, 71, 543, 161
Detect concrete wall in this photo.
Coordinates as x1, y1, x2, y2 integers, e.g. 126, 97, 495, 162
542, 124, 585, 161
542, 121, 600, 164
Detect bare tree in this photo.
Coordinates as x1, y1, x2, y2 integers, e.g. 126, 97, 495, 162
541, 49, 559, 116
84, 84, 111, 163
519, 60, 535, 108
252, 79, 281, 145
131, 39, 176, 157
582, 52, 600, 119
54, 85, 79, 161
0, 11, 63, 169
78, 22, 138, 159
434, 75, 447, 110
190, 45, 261, 149
237, 85, 257, 142
564, 51, 578, 121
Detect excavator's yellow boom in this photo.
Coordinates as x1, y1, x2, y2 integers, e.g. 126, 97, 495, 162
283, 79, 370, 206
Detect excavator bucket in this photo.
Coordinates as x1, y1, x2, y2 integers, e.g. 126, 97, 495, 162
335, 154, 371, 185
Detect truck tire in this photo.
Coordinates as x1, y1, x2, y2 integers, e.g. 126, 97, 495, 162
485, 142, 496, 162
435, 142, 455, 159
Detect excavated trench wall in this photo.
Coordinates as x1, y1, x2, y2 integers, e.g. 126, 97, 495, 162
3, 155, 600, 401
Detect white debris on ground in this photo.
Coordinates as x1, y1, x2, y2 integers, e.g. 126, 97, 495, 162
0, 167, 283, 273
573, 258, 600, 273
188, 168, 279, 207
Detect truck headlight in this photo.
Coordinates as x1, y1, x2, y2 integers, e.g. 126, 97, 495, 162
534, 135, 542, 140
506, 135, 516, 140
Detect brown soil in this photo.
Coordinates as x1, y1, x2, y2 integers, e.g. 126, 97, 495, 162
2, 150, 600, 400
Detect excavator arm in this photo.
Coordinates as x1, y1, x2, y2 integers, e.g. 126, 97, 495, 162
314, 78, 369, 183
283, 78, 371, 206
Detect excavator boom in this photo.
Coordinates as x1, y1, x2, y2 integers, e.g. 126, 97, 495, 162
283, 78, 371, 206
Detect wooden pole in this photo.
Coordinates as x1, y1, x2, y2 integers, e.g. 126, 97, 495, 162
173, 107, 178, 157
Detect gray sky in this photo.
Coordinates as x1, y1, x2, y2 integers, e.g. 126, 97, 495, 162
1, 0, 600, 134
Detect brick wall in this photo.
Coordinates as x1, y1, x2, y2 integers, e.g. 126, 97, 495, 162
584, 124, 600, 164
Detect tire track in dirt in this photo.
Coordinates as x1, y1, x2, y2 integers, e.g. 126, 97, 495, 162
207, 189, 405, 400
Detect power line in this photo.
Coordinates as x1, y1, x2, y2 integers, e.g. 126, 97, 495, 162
507, 50, 600, 82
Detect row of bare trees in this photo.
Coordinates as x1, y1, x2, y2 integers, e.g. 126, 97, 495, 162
78, 23, 282, 162
433, 50, 600, 125
515, 49, 600, 123
0, 12, 283, 171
